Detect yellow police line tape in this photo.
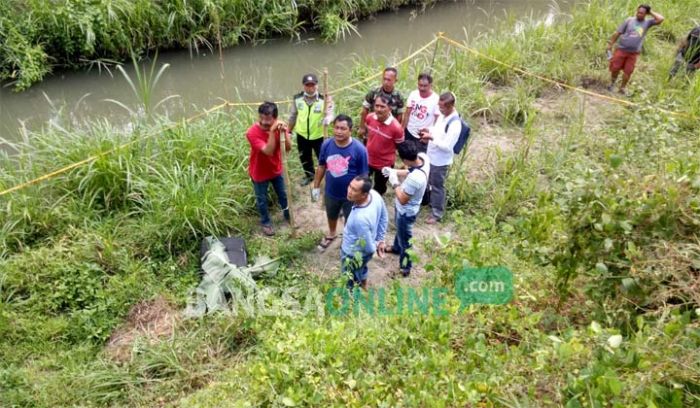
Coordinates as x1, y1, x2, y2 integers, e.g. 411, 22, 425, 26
436, 33, 696, 120
2, 31, 692, 198
0, 38, 439, 198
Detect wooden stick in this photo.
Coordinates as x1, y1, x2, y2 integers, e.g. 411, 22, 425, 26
280, 129, 296, 234
322, 67, 329, 139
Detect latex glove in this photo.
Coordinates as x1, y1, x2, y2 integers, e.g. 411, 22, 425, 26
311, 188, 321, 202
388, 170, 399, 188
381, 167, 392, 177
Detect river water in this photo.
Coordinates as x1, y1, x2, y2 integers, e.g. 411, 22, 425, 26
0, 0, 562, 142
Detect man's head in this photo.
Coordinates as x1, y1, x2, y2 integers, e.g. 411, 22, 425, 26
438, 92, 456, 116
302, 73, 318, 96
382, 67, 398, 92
258, 101, 278, 130
333, 114, 353, 144
636, 4, 651, 21
417, 73, 433, 97
374, 94, 391, 122
347, 175, 372, 203
398, 140, 420, 166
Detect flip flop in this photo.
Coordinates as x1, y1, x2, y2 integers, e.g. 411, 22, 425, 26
318, 235, 337, 250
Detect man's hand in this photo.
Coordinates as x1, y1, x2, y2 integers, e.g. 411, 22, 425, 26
311, 188, 321, 202
388, 171, 399, 188
382, 167, 399, 187
376, 241, 386, 258
357, 126, 367, 137
275, 121, 288, 133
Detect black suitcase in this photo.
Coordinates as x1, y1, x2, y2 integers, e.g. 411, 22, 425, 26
199, 236, 247, 267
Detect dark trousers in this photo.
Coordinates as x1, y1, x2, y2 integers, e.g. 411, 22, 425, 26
297, 134, 322, 181
342, 251, 373, 288
369, 166, 390, 196
404, 128, 428, 153
392, 210, 417, 274
252, 175, 289, 226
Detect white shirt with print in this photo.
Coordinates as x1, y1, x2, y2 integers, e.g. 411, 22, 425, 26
406, 90, 439, 138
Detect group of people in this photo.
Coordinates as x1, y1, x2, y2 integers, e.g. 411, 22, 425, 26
607, 4, 699, 95
244, 3, 697, 289
245, 69, 465, 288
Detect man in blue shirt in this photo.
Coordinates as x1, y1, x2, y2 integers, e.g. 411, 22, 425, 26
341, 175, 389, 289
383, 142, 430, 277
312, 114, 369, 251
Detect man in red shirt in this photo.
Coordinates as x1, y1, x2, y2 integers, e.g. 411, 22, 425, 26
364, 94, 404, 195
246, 101, 293, 236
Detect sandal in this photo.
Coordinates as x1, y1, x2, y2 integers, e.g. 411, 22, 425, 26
385, 246, 399, 255
318, 235, 337, 250
261, 225, 275, 236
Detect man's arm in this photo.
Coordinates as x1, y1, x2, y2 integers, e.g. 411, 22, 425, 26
650, 10, 664, 25
423, 119, 460, 152
312, 165, 326, 189
376, 201, 388, 244
607, 31, 621, 51
284, 129, 292, 153
402, 106, 413, 131
358, 106, 369, 139
393, 185, 411, 205
260, 127, 278, 156
287, 100, 298, 132
394, 92, 406, 127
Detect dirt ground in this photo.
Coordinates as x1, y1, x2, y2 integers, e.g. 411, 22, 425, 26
288, 89, 615, 289
289, 121, 519, 289
104, 91, 616, 354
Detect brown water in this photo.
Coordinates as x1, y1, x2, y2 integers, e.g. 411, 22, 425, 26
0, 0, 563, 142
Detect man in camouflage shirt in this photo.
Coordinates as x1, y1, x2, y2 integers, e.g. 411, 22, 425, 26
357, 67, 405, 141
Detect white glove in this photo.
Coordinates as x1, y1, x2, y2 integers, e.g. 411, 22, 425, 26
388, 170, 399, 188
311, 188, 321, 202
381, 166, 392, 177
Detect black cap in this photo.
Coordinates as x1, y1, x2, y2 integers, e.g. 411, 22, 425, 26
302, 73, 318, 85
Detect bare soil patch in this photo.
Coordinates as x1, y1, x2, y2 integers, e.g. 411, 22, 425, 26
105, 296, 179, 362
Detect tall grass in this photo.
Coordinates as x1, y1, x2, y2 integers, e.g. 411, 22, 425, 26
0, 0, 439, 91
1, 1, 699, 406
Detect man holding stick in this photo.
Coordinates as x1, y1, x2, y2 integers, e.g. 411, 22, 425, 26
246, 101, 292, 236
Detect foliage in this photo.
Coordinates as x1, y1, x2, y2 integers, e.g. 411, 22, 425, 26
0, 0, 438, 91
1, 0, 700, 406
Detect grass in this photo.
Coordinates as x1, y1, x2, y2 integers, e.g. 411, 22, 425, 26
1, 0, 700, 406
0, 0, 439, 91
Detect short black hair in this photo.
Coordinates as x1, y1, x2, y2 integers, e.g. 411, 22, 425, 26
418, 72, 433, 84
384, 67, 398, 76
333, 114, 353, 129
398, 141, 419, 162
258, 101, 278, 118
354, 175, 372, 194
439, 91, 456, 106
375, 94, 391, 105
638, 4, 651, 13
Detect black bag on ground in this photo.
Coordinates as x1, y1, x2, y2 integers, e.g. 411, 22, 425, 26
199, 236, 248, 270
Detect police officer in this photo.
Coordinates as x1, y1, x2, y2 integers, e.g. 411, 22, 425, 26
288, 73, 334, 185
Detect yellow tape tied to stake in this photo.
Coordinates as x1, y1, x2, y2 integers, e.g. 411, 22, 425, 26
1, 33, 693, 198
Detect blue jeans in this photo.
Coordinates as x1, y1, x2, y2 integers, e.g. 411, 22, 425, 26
392, 210, 417, 273
252, 175, 289, 226
341, 251, 373, 288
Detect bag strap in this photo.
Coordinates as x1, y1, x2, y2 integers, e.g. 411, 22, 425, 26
444, 115, 460, 134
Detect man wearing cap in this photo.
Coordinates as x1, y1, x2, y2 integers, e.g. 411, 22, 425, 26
288, 73, 334, 186
357, 67, 405, 141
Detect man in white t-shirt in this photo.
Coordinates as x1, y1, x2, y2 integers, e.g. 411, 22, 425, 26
403, 73, 439, 153
420, 92, 460, 224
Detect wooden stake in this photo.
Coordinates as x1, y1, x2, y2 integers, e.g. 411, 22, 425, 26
280, 129, 296, 234
322, 67, 329, 139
